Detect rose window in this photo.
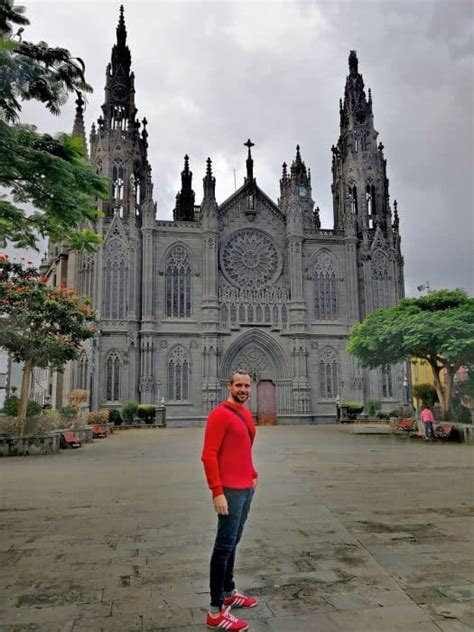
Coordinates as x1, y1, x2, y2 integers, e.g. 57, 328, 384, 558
220, 229, 281, 288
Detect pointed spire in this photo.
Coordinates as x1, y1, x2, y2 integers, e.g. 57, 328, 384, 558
117, 5, 126, 48
244, 139, 255, 182
174, 154, 195, 221
203, 157, 216, 199
72, 92, 87, 152
349, 50, 358, 74
290, 144, 307, 180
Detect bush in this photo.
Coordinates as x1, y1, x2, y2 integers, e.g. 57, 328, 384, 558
137, 405, 156, 424
3, 396, 42, 418
367, 399, 381, 417
60, 404, 77, 419
345, 401, 364, 420
109, 409, 123, 426
0, 412, 60, 437
87, 409, 109, 424
121, 400, 139, 424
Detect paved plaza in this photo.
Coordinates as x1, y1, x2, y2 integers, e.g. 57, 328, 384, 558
0, 425, 473, 631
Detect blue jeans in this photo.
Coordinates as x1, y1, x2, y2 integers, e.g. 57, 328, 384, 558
423, 421, 435, 439
210, 487, 254, 609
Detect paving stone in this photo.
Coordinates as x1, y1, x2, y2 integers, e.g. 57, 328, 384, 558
1, 427, 472, 632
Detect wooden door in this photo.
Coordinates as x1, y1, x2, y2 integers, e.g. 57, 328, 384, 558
257, 380, 277, 425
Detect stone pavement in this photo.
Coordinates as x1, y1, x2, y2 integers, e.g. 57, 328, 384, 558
0, 425, 473, 632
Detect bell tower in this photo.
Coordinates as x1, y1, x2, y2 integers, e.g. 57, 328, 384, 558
89, 5, 153, 221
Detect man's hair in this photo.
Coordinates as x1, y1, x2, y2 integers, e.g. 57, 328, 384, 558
228, 370, 252, 384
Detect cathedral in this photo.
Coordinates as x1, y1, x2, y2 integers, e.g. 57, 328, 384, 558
37, 7, 405, 424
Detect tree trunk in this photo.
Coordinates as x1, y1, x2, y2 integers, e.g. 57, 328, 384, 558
17, 358, 33, 436
431, 362, 447, 420
443, 368, 454, 421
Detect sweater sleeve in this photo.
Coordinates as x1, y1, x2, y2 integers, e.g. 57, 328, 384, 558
201, 408, 228, 498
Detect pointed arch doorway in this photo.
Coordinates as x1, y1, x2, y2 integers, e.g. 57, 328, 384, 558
221, 330, 291, 425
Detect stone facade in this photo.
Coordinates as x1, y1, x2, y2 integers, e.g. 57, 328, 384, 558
35, 10, 406, 424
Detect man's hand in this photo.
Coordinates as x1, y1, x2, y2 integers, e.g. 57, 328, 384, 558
253, 478, 258, 490
213, 494, 228, 515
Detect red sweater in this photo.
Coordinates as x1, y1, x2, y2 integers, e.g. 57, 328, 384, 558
201, 401, 258, 498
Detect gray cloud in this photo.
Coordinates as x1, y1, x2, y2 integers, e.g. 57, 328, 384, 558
10, 0, 474, 295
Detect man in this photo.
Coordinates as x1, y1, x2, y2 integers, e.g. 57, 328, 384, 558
420, 403, 436, 440
201, 370, 259, 631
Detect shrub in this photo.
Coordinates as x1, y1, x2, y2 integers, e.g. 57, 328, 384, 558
68, 388, 88, 408
345, 401, 364, 420
122, 401, 139, 424
109, 409, 123, 426
87, 409, 109, 424
137, 405, 156, 424
60, 404, 77, 419
367, 400, 381, 417
3, 396, 42, 418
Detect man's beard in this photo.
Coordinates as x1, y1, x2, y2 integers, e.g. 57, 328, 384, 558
230, 392, 249, 404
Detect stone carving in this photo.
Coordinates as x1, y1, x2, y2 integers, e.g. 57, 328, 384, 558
234, 347, 268, 379
220, 229, 280, 288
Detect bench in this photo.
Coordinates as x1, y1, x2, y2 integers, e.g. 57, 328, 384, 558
397, 418, 417, 432
434, 423, 455, 439
91, 424, 108, 438
60, 431, 82, 449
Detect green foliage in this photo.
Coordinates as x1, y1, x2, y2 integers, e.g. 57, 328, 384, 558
367, 399, 381, 416
121, 400, 138, 424
108, 409, 123, 426
0, 0, 107, 250
0, 258, 97, 369
2, 396, 41, 417
60, 404, 77, 419
345, 401, 364, 414
137, 405, 156, 424
348, 290, 474, 370
413, 383, 438, 407
348, 290, 474, 418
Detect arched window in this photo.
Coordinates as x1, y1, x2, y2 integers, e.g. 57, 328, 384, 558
79, 253, 94, 300
382, 367, 393, 398
319, 346, 339, 399
112, 160, 125, 214
106, 352, 120, 401
103, 238, 127, 319
371, 250, 390, 310
348, 184, 358, 215
165, 245, 192, 318
167, 345, 190, 401
77, 353, 89, 390
314, 253, 338, 320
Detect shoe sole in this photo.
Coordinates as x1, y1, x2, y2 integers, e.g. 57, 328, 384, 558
207, 626, 249, 631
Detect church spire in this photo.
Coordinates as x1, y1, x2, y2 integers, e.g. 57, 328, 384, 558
72, 92, 87, 153
331, 50, 393, 236
203, 157, 216, 199
101, 5, 136, 129
174, 155, 196, 221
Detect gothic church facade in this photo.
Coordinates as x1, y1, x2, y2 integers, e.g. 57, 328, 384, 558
38, 8, 405, 424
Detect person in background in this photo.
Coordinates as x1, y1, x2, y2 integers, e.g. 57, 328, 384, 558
420, 403, 436, 440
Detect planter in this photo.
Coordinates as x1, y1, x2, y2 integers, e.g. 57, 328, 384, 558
0, 433, 60, 456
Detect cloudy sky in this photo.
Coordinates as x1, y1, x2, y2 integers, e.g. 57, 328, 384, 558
14, 0, 474, 296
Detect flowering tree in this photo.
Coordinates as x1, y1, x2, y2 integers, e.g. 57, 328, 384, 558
0, 256, 96, 434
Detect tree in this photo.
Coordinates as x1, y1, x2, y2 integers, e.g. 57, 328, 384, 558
413, 383, 438, 408
0, 0, 107, 250
0, 256, 97, 434
347, 289, 474, 420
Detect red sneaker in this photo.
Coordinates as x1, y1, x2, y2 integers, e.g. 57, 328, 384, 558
224, 592, 258, 608
206, 607, 249, 630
